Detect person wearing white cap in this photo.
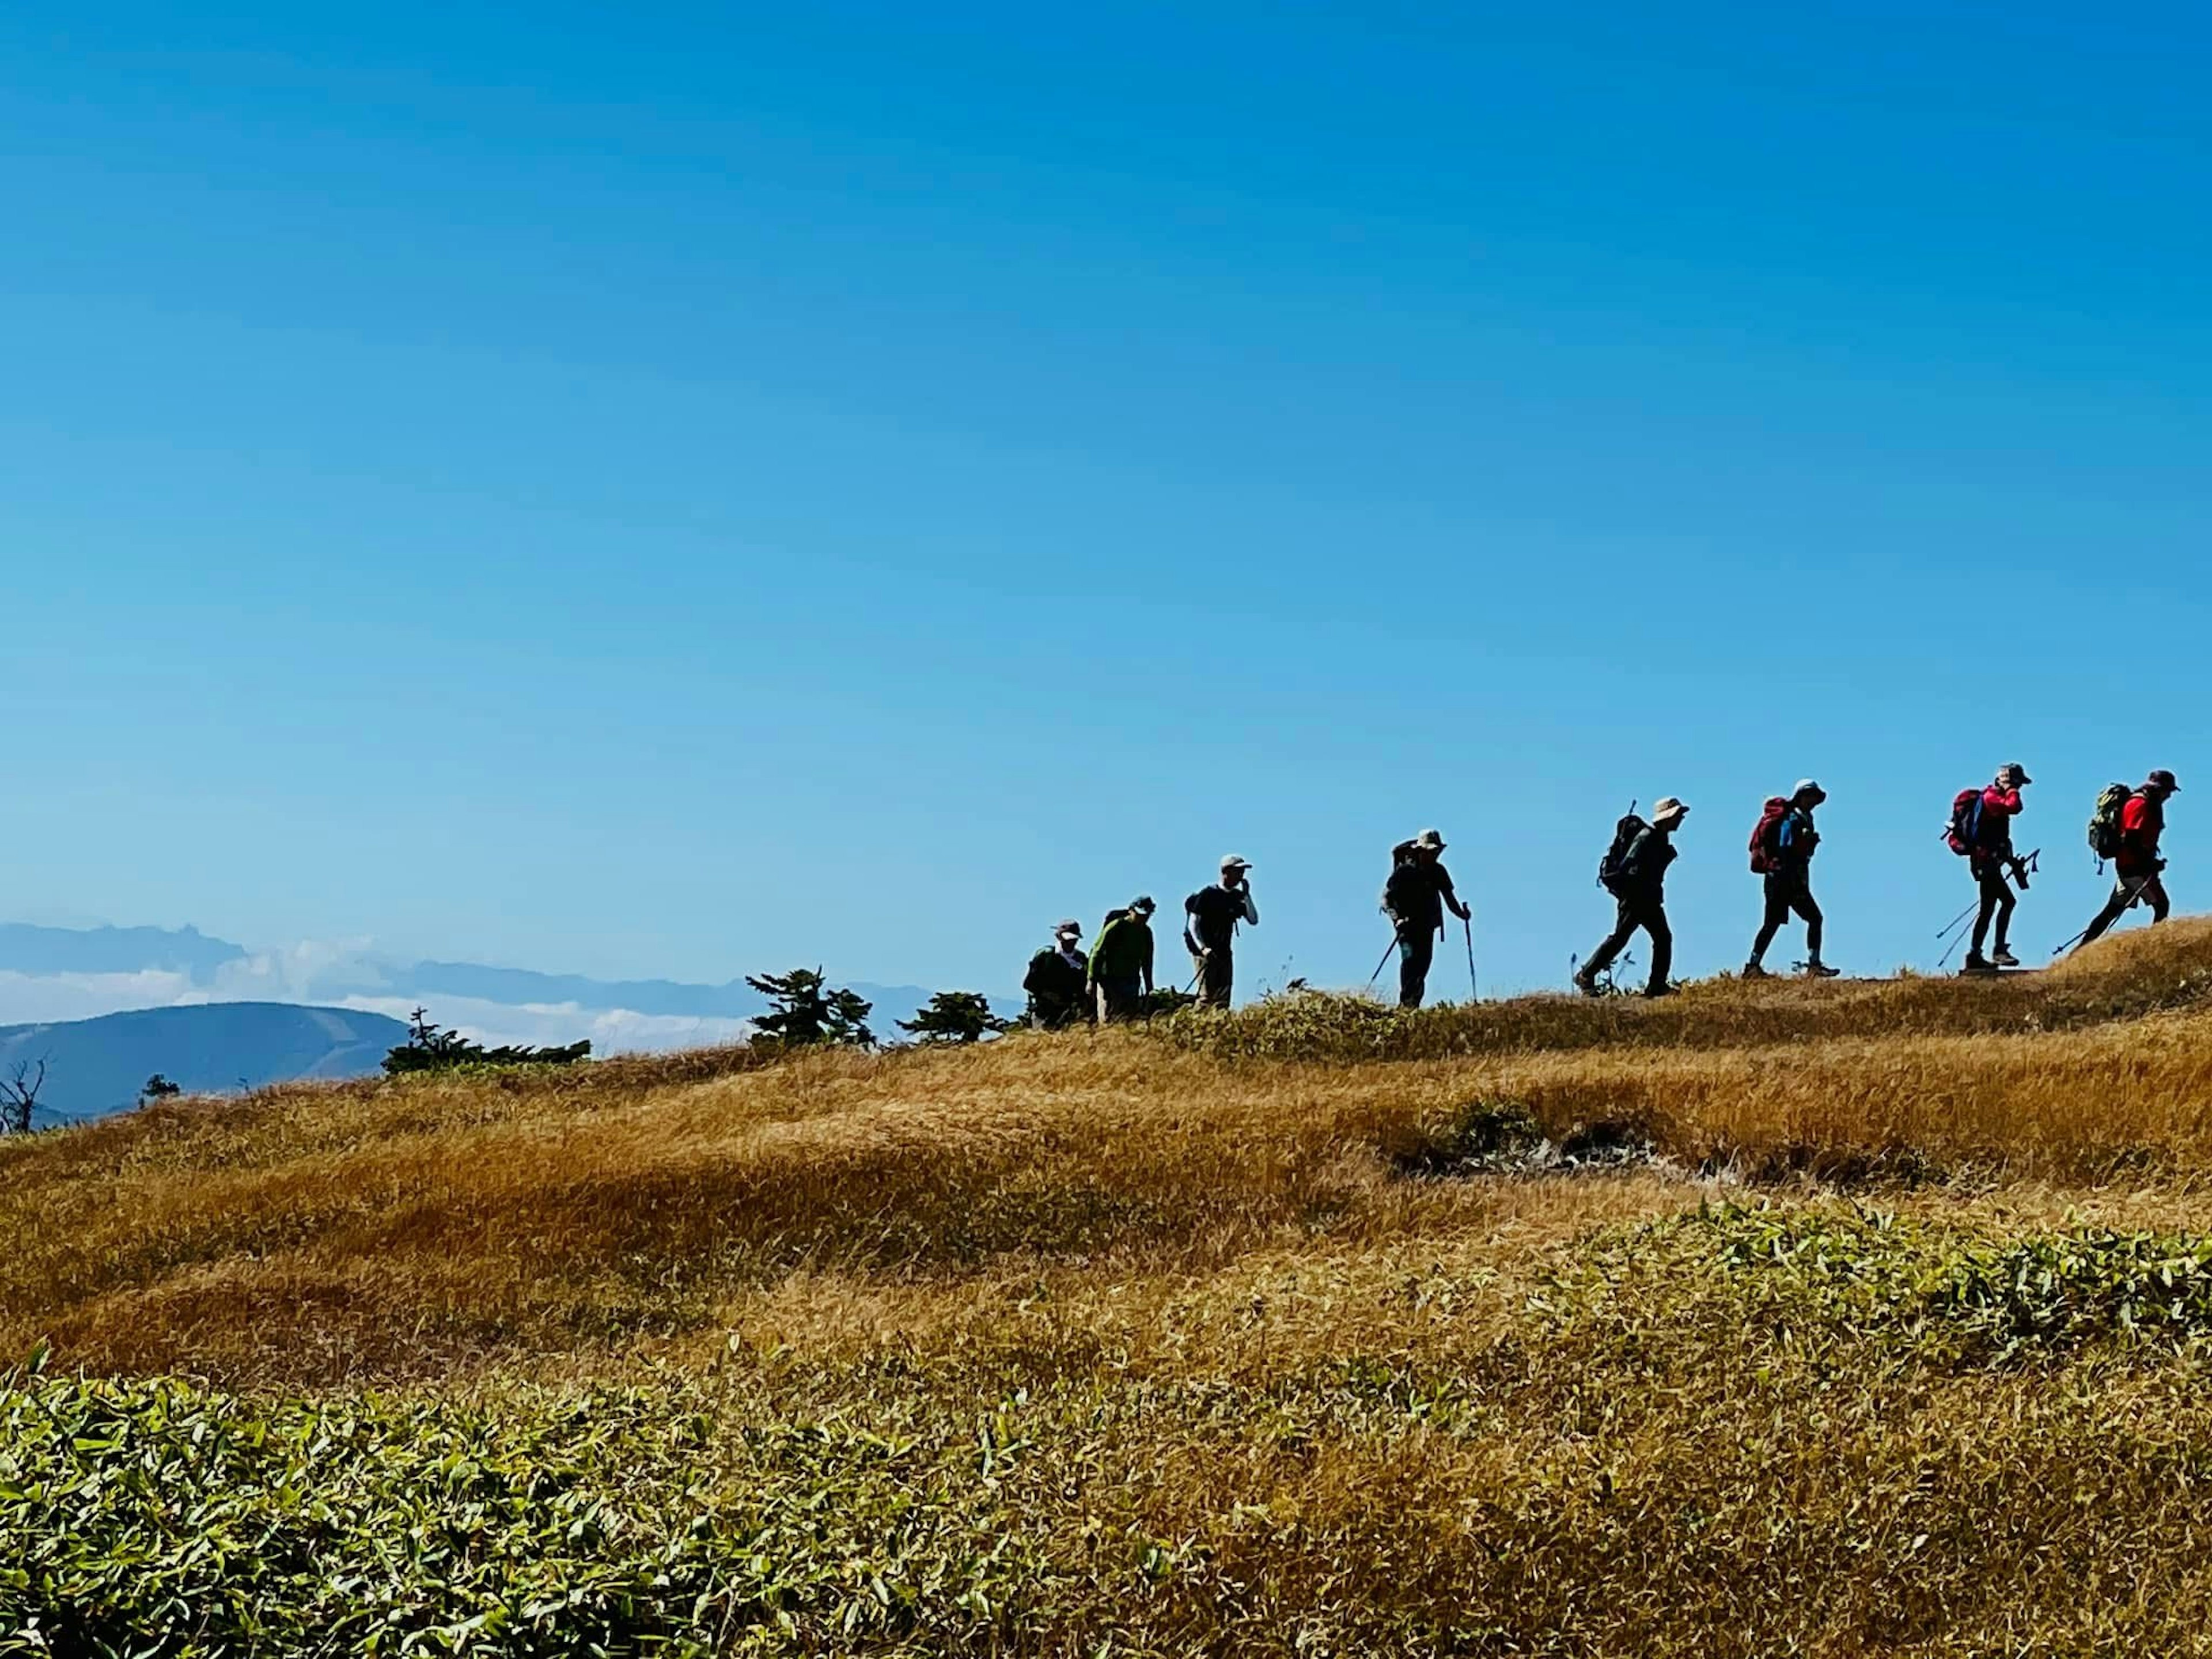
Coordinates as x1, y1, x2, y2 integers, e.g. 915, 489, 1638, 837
1745, 781, 1839, 979
1022, 920, 1092, 1029
1575, 797, 1687, 998
1382, 828, 1471, 1008
1184, 856, 1259, 1010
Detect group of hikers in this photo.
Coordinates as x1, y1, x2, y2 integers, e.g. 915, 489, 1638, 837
1020, 767, 2183, 1022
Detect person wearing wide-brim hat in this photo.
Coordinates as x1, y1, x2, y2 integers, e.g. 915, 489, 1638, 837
1023, 919, 1092, 1029
1383, 828, 1471, 1009
1576, 797, 1688, 998
2077, 768, 2181, 951
1184, 855, 1258, 1010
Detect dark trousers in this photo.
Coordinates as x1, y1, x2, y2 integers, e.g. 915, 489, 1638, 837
1751, 869, 1823, 964
1586, 892, 1672, 994
1396, 923, 1435, 1009
1094, 975, 1143, 1023
1193, 950, 1234, 1009
2081, 871, 2171, 946
1969, 860, 2016, 955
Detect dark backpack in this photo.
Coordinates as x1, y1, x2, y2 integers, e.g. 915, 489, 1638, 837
1599, 813, 1648, 894
2088, 783, 2133, 865
1945, 789, 1984, 857
1748, 797, 1790, 874
1382, 857, 1427, 918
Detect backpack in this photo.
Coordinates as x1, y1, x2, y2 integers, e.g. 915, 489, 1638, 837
1382, 857, 1427, 918
1599, 813, 1648, 894
1945, 789, 1984, 857
2087, 783, 2133, 866
1748, 797, 1790, 874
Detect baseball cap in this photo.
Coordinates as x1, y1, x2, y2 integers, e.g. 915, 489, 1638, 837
1131, 895, 1156, 914
1414, 828, 1446, 851
1220, 854, 1251, 872
2149, 768, 2180, 793
1054, 919, 1083, 938
1793, 778, 1825, 800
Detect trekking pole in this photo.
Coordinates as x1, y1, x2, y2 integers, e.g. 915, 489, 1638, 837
1934, 899, 1979, 941
1365, 933, 1398, 993
2051, 873, 2157, 957
1463, 914, 1478, 1003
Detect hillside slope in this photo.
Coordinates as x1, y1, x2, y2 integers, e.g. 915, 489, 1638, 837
0, 1002, 408, 1122
7, 922, 2212, 1654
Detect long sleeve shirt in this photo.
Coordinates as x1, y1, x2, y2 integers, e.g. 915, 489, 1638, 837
2118, 793, 2166, 876
1088, 914, 1155, 988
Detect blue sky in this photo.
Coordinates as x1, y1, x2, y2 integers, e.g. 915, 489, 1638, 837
4, 1, 2206, 999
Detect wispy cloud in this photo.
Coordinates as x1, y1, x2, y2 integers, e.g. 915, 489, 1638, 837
0, 940, 751, 1054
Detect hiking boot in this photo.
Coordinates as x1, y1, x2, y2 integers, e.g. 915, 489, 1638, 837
1803, 960, 1842, 979
1642, 983, 1676, 999
1571, 968, 1600, 998
1990, 946, 2021, 968
1741, 962, 1771, 980
1961, 952, 1995, 975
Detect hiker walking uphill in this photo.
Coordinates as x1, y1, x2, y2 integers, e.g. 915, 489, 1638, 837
2076, 769, 2180, 950
1184, 856, 1257, 1010
1087, 897, 1156, 1022
1576, 798, 1687, 998
1022, 921, 1091, 1029
1745, 781, 1839, 979
1382, 830, 1471, 1009
1949, 763, 2034, 973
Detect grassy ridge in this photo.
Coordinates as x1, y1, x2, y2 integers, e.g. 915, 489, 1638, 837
7, 921, 2212, 1652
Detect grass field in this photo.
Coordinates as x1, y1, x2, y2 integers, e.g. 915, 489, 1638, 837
10, 921, 2212, 1654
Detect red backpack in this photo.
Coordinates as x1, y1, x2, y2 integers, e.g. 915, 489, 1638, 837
1748, 798, 1790, 873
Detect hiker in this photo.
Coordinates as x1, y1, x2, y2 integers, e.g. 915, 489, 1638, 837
1954, 763, 2032, 972
1022, 920, 1091, 1028
1087, 897, 1156, 1022
2077, 769, 2179, 950
1382, 829, 1471, 1009
1575, 797, 1687, 998
1184, 856, 1258, 1010
1745, 780, 1838, 979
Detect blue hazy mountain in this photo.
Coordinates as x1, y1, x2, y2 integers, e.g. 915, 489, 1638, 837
0, 922, 969, 1045
0, 1003, 408, 1124
0, 923, 248, 979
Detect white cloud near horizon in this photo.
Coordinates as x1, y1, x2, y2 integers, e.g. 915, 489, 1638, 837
0, 942, 751, 1055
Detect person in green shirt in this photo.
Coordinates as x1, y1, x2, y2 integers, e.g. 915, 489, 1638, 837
1088, 896, 1157, 1022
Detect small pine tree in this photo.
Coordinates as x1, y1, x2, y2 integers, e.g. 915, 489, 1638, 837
896, 991, 1010, 1046
745, 969, 876, 1050
140, 1074, 183, 1105
384, 1008, 591, 1075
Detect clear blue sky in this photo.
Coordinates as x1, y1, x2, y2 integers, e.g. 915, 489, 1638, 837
5, 2, 2206, 998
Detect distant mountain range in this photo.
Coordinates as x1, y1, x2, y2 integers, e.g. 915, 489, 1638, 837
0, 1003, 408, 1124
0, 923, 983, 1121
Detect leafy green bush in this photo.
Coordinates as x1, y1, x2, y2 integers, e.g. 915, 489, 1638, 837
0, 1368, 1065, 1657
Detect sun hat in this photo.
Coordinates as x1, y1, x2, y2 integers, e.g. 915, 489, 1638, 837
1055, 919, 1083, 937
1131, 895, 1156, 914
1413, 828, 1446, 851
1652, 797, 1689, 824
2149, 768, 2180, 793
1793, 778, 1825, 800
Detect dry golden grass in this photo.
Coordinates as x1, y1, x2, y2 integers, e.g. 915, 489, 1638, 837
12, 919, 2212, 1652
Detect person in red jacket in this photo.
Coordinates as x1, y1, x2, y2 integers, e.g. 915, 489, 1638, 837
2076, 769, 2179, 949
1964, 763, 2031, 972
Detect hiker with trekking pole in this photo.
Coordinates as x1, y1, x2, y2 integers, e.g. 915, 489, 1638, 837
1744, 779, 1840, 979
1946, 763, 2035, 974
2066, 769, 2179, 953
1575, 797, 1687, 999
1184, 855, 1258, 1009
1380, 830, 1470, 1009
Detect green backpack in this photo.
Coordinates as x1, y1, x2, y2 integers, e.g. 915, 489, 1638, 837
2087, 783, 2133, 865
